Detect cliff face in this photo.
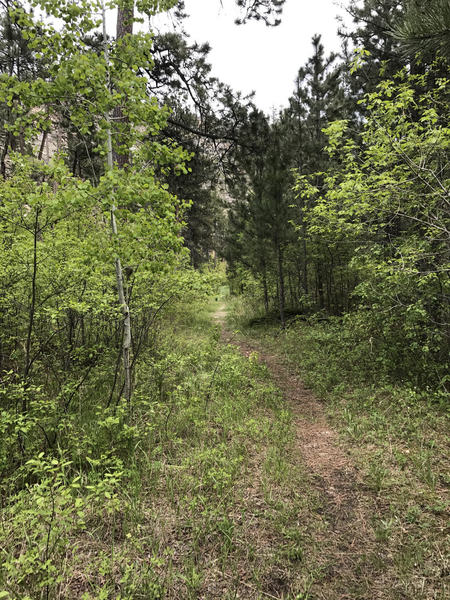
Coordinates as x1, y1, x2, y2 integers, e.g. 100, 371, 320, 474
37, 123, 67, 163
2, 111, 67, 178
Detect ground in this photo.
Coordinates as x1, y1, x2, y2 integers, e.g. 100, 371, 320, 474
212, 301, 449, 600
4, 297, 445, 599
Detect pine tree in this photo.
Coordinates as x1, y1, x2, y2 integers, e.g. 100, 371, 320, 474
0, 3, 48, 175
235, 0, 285, 25
287, 35, 345, 174
392, 0, 450, 61
284, 36, 348, 312
340, 0, 405, 96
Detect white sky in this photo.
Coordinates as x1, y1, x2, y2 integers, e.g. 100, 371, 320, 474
152, 0, 353, 114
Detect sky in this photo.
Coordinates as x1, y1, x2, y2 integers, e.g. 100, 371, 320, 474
152, 0, 354, 114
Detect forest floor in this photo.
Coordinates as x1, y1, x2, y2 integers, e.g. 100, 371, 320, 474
2, 296, 446, 599
212, 301, 449, 600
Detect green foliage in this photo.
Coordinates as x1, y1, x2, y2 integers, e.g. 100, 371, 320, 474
0, 0, 201, 482
294, 66, 450, 386
0, 298, 275, 597
1, 0, 448, 596
0, 451, 124, 597
0, 2, 230, 595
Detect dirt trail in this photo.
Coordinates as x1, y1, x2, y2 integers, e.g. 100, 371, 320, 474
213, 304, 380, 598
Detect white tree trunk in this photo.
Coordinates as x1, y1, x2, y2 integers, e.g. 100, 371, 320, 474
102, 1, 132, 405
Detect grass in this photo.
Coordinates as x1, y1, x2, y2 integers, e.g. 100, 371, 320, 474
2, 292, 447, 599
227, 295, 449, 600
0, 297, 326, 599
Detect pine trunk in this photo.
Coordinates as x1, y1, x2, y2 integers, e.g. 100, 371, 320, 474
277, 242, 286, 328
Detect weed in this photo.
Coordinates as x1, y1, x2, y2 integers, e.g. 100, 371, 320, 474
366, 452, 391, 492
373, 516, 395, 542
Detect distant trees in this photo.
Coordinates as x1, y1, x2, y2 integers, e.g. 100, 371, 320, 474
223, 18, 449, 387
226, 35, 349, 323
288, 35, 346, 173
147, 30, 256, 266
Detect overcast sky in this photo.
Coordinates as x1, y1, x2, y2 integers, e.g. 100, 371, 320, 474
152, 0, 353, 114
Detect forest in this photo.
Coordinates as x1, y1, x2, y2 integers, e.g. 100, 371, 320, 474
0, 0, 448, 599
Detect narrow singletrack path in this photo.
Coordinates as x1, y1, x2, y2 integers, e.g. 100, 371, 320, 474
213, 304, 387, 599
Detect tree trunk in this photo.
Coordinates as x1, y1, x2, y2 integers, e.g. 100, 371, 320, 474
102, 1, 133, 406
277, 242, 286, 328
262, 262, 269, 314
317, 261, 324, 310
1, 129, 10, 179
262, 273, 269, 314
24, 207, 40, 389
302, 232, 308, 295
113, 2, 134, 169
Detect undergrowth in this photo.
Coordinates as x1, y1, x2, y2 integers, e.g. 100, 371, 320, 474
0, 298, 321, 599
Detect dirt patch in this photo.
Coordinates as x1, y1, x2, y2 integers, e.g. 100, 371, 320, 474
212, 302, 228, 325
